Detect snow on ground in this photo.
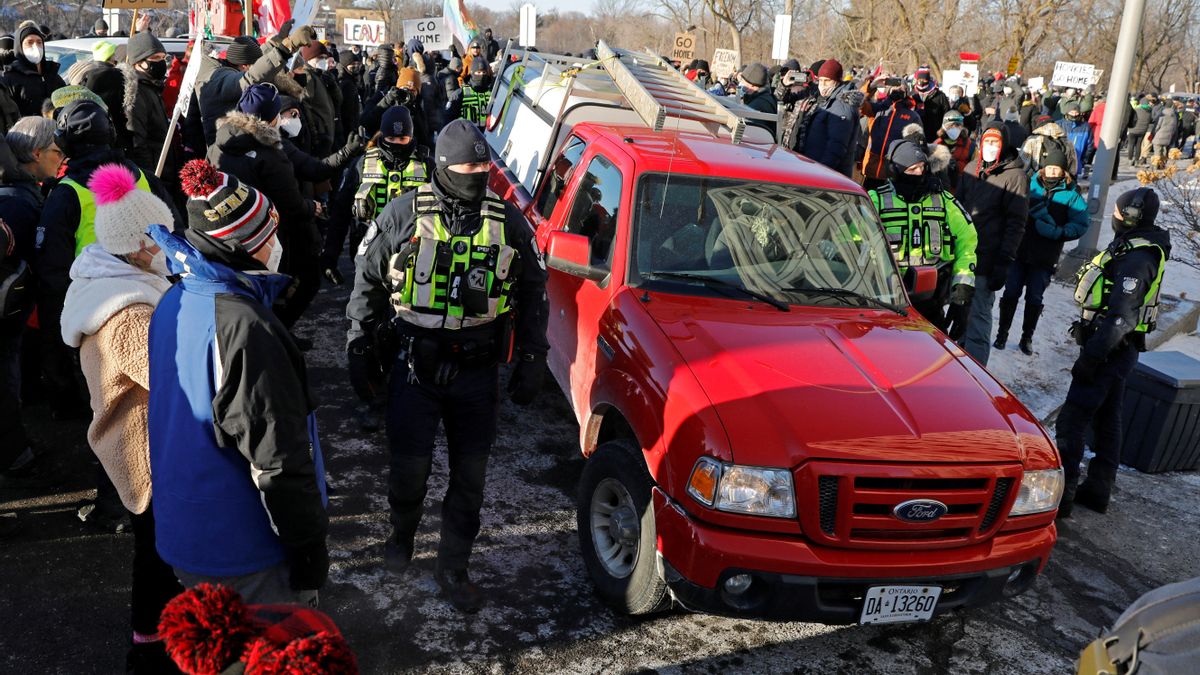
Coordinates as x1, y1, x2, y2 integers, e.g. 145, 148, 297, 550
986, 172, 1200, 424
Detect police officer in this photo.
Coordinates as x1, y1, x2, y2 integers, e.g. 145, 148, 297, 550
352, 106, 431, 226
1058, 187, 1170, 517
345, 119, 549, 613
459, 63, 493, 126
868, 139, 978, 333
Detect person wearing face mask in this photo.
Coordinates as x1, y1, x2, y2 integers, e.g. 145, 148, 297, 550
911, 65, 950, 141
59, 163, 183, 672
775, 66, 817, 152
459, 63, 493, 126
800, 58, 860, 177
336, 51, 363, 138
1, 117, 62, 494
868, 139, 977, 333
149, 158, 329, 608
123, 31, 180, 184
736, 63, 777, 136
350, 105, 429, 227
993, 146, 1086, 356
296, 43, 341, 157
860, 77, 923, 190
1055, 187, 1170, 518
345, 119, 548, 613
0, 22, 67, 117
934, 111, 974, 193
955, 122, 1029, 365
1061, 103, 1094, 178
211, 83, 323, 327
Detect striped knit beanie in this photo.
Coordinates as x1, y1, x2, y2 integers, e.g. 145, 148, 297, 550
179, 160, 278, 254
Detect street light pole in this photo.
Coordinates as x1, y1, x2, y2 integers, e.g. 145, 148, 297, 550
1057, 0, 1148, 279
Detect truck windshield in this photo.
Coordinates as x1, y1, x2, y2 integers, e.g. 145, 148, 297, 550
631, 174, 904, 310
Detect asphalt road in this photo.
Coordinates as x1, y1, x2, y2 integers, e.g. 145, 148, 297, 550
3, 165, 1198, 673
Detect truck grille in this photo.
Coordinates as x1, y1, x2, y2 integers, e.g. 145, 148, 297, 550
796, 462, 1023, 551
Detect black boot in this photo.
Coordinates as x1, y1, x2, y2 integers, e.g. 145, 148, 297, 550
1075, 479, 1111, 514
435, 567, 484, 613
383, 533, 414, 575
1057, 479, 1076, 519
1019, 303, 1042, 356
993, 297, 1019, 350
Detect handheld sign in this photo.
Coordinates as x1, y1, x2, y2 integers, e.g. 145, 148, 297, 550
771, 15, 791, 62
402, 17, 452, 49
1052, 61, 1095, 89
155, 36, 203, 177
345, 18, 387, 46
711, 49, 740, 80
671, 33, 695, 62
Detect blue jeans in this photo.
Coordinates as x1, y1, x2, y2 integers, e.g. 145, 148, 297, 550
963, 274, 996, 365
1001, 262, 1053, 307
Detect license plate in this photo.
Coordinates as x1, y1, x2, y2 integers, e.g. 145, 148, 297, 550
858, 585, 942, 624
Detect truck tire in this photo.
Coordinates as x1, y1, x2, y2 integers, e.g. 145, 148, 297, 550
576, 440, 670, 615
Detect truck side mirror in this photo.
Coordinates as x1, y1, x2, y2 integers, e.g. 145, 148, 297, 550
546, 230, 608, 283
904, 266, 938, 301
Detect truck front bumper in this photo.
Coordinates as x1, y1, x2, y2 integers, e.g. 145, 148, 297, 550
653, 487, 1056, 623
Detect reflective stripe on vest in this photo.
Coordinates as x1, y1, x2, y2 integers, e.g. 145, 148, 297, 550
875, 186, 947, 270
357, 150, 429, 213
461, 88, 491, 125
63, 171, 153, 256
390, 185, 515, 330
1073, 238, 1167, 333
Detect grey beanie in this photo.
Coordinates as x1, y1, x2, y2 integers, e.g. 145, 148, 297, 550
225, 36, 263, 66
435, 119, 490, 167
741, 62, 768, 88
126, 31, 164, 65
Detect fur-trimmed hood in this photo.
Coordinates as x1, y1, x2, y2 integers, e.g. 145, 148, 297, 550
928, 143, 952, 175
215, 110, 283, 151
273, 71, 305, 99
116, 62, 140, 130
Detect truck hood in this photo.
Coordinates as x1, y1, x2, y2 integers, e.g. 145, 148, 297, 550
643, 294, 1039, 468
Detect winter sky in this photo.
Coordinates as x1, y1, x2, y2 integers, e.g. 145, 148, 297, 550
533, 0, 597, 13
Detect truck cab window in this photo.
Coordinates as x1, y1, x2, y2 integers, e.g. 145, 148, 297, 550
536, 136, 587, 217
564, 154, 623, 267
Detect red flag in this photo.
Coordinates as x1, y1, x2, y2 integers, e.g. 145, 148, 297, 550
257, 0, 291, 38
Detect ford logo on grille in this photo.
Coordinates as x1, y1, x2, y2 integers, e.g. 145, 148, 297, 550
893, 499, 948, 522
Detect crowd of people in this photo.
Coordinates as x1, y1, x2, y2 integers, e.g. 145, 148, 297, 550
0, 18, 1177, 674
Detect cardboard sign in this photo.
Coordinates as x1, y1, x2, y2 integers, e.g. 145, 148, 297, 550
314, 26, 326, 41
941, 69, 964, 93
959, 62, 979, 97
102, 0, 168, 8
711, 49, 740, 80
402, 17, 452, 49
345, 18, 387, 46
1027, 76, 1045, 92
771, 15, 791, 62
1091, 68, 1104, 86
671, 33, 695, 62
1052, 61, 1095, 89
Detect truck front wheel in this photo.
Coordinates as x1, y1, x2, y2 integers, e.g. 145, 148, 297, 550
577, 440, 670, 615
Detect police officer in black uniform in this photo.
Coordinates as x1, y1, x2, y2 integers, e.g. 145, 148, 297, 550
345, 119, 549, 612
1058, 187, 1170, 517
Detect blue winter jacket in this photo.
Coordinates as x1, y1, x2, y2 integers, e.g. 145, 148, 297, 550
1017, 175, 1089, 269
1062, 118, 1093, 168
801, 82, 859, 177
146, 225, 327, 577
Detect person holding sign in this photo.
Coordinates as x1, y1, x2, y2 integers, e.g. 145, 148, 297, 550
124, 32, 180, 192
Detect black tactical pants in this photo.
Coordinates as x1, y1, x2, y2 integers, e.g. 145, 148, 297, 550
386, 357, 499, 571
1056, 342, 1139, 491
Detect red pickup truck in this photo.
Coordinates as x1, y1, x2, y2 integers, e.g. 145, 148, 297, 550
485, 43, 1063, 624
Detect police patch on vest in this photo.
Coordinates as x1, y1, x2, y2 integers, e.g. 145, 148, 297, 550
1121, 277, 1139, 294
357, 222, 379, 256
468, 267, 487, 290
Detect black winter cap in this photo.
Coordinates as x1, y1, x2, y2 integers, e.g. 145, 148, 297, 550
225, 36, 262, 66
886, 139, 927, 170
380, 105, 413, 139
435, 119, 489, 167
126, 30, 165, 65
1043, 144, 1068, 170
54, 99, 113, 157
1116, 188, 1160, 227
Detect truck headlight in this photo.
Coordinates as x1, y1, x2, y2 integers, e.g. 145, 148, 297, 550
1008, 468, 1065, 516
687, 458, 796, 518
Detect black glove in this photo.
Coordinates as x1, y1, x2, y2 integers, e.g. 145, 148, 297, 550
1071, 353, 1102, 383
507, 352, 546, 405
287, 540, 329, 591
323, 266, 344, 285
274, 18, 295, 43
380, 87, 404, 107
347, 336, 385, 403
949, 283, 975, 306
987, 264, 1009, 292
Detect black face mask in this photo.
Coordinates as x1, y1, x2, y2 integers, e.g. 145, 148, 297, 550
143, 59, 168, 81
891, 170, 931, 201
435, 165, 487, 204
379, 138, 414, 165
293, 73, 307, 87
469, 75, 491, 91
1041, 174, 1064, 189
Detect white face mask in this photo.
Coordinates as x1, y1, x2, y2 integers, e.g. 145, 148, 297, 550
982, 145, 1000, 162
148, 248, 170, 276
280, 116, 303, 138
307, 58, 329, 71
1003, 86, 1013, 96
22, 44, 43, 64
818, 81, 836, 98
944, 126, 962, 140
265, 238, 284, 272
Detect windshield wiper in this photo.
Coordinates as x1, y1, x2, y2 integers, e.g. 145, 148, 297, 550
645, 271, 790, 312
783, 286, 907, 316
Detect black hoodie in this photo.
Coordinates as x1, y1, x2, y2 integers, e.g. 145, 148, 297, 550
957, 121, 1029, 278
0, 23, 66, 116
